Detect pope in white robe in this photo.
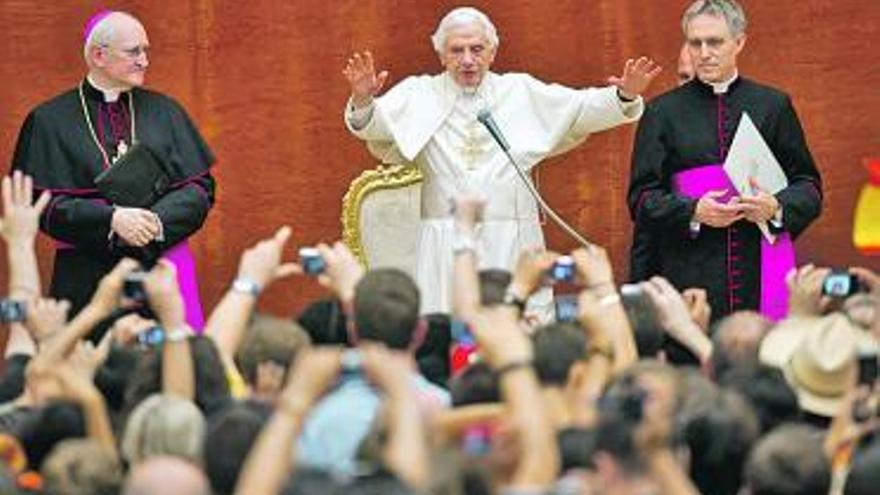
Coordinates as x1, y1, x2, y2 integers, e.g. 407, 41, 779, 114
343, 7, 660, 317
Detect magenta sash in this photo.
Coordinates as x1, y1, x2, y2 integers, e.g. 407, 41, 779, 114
672, 164, 794, 321
55, 240, 206, 331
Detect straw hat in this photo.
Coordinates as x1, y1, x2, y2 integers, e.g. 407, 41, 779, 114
759, 313, 870, 418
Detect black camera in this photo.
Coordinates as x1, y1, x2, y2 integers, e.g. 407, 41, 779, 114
0, 299, 27, 323
599, 377, 647, 423
299, 247, 326, 275
123, 270, 149, 303
821, 271, 863, 298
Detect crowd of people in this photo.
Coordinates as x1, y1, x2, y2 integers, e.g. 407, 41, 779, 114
0, 173, 878, 495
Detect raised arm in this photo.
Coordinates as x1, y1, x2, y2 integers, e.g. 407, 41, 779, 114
1, 172, 51, 357
204, 226, 301, 370
144, 260, 195, 400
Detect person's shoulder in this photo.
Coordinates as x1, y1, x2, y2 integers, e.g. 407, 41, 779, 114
738, 77, 791, 104
134, 86, 185, 110
28, 87, 79, 119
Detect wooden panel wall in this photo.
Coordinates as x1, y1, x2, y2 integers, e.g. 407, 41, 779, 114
1, 0, 878, 317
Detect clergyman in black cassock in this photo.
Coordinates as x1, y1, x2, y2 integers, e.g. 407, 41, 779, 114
10, 11, 215, 329
627, 0, 822, 323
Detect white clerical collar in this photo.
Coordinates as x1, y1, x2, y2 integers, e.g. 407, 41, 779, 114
707, 71, 739, 94
86, 74, 125, 102
445, 71, 494, 100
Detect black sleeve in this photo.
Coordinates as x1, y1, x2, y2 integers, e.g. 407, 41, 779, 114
151, 173, 215, 249
627, 104, 697, 234
770, 96, 823, 239
42, 196, 114, 251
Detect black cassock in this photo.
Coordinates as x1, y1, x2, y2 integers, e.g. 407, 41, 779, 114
11, 79, 215, 319
627, 77, 822, 321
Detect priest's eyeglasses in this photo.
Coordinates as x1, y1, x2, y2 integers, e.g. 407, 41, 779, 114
104, 44, 150, 59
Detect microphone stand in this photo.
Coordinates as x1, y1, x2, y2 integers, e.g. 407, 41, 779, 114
477, 111, 595, 250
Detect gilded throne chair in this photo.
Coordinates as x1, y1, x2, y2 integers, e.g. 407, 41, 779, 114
341, 164, 423, 278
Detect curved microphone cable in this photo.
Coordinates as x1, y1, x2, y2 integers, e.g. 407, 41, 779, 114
477, 109, 595, 249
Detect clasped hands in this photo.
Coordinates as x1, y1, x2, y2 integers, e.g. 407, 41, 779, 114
111, 207, 162, 247
693, 179, 780, 228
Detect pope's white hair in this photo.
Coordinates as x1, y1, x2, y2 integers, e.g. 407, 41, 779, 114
430, 7, 499, 54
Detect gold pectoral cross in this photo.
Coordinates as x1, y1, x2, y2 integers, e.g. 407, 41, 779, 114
461, 123, 484, 170
112, 140, 129, 164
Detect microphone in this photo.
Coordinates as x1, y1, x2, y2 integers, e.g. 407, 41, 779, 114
477, 109, 511, 152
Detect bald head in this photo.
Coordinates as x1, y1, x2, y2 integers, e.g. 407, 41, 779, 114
83, 12, 144, 63
123, 457, 211, 495
82, 11, 150, 90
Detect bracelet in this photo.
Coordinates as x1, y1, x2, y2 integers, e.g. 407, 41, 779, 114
586, 343, 615, 361
231, 277, 262, 297
493, 359, 533, 378
502, 287, 527, 314
597, 293, 621, 307
164, 325, 190, 343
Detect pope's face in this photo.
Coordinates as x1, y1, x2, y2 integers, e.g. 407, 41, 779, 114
94, 18, 150, 89
685, 13, 744, 84
440, 23, 496, 88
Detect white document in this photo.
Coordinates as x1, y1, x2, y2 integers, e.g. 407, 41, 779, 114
723, 112, 788, 242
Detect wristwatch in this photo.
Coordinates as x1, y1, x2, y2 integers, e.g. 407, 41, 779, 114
452, 233, 477, 255
231, 277, 262, 297
502, 287, 527, 314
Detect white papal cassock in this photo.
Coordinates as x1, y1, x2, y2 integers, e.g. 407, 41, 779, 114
345, 71, 643, 317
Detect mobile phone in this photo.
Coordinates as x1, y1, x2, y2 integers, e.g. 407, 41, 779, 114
549, 256, 575, 283
299, 247, 326, 275
822, 271, 861, 298
555, 295, 579, 322
0, 299, 27, 323
123, 270, 149, 303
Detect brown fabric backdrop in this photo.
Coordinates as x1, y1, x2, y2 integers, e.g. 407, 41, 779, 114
1, 0, 878, 317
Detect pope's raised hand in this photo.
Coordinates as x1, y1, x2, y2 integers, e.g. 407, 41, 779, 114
343, 51, 389, 108
607, 56, 662, 100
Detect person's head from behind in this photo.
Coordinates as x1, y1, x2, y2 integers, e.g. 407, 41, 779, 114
719, 365, 800, 434
14, 401, 85, 471
123, 456, 211, 495
744, 424, 830, 495
125, 336, 230, 415
681, 0, 747, 84
354, 269, 420, 350
282, 467, 416, 495
431, 7, 499, 89
121, 394, 205, 465
711, 310, 772, 378
235, 313, 311, 398
83, 11, 149, 90
531, 322, 588, 389
680, 390, 760, 495
42, 439, 123, 495
449, 361, 500, 406
203, 401, 271, 495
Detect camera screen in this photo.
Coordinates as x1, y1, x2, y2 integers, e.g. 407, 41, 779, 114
555, 295, 579, 322
823, 273, 853, 297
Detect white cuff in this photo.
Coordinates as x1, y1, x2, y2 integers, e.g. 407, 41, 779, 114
346, 98, 375, 130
